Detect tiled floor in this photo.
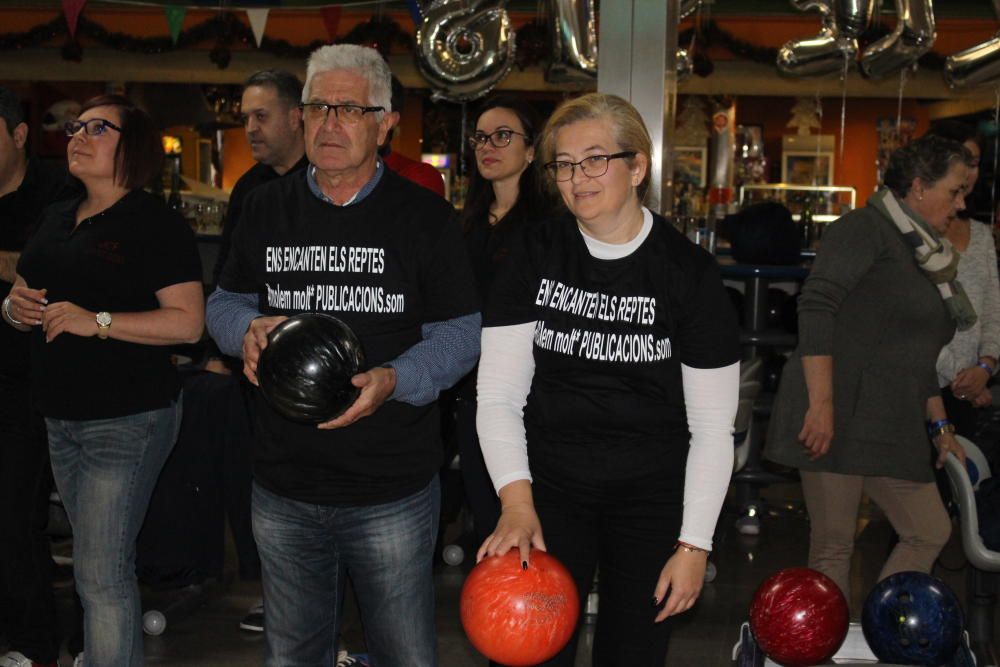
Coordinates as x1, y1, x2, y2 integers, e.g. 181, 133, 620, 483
31, 478, 996, 666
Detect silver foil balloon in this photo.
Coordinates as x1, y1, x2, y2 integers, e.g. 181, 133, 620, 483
944, 0, 1000, 88
834, 0, 875, 39
546, 0, 598, 82
778, 6, 857, 77
860, 0, 936, 79
416, 0, 516, 102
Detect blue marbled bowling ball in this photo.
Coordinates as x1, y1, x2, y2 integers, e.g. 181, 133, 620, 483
861, 571, 963, 666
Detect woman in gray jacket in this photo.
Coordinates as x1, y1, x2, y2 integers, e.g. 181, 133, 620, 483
765, 135, 971, 600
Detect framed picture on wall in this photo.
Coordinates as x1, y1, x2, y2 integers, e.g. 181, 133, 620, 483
674, 146, 707, 188
782, 151, 834, 186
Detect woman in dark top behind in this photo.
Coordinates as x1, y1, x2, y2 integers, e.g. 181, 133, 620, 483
457, 95, 550, 546
3, 94, 204, 667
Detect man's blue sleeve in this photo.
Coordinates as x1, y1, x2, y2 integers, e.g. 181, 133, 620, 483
387, 312, 481, 406
206, 287, 260, 358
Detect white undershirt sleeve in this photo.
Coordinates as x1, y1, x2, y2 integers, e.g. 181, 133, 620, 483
678, 362, 739, 551
476, 323, 536, 493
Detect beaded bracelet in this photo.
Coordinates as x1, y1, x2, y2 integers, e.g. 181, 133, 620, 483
977, 360, 994, 375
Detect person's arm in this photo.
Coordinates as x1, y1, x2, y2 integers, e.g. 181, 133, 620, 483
677, 362, 739, 551
0, 251, 19, 284
386, 312, 482, 406
41, 281, 203, 345
475, 323, 543, 566
205, 287, 261, 358
3, 274, 38, 332
926, 394, 966, 467
799, 355, 834, 458
977, 226, 1000, 366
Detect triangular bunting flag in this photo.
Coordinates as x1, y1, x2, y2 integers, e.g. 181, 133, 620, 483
246, 8, 269, 48
62, 0, 86, 38
320, 7, 342, 42
164, 5, 186, 45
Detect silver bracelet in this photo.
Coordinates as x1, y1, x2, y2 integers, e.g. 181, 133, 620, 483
3, 295, 23, 326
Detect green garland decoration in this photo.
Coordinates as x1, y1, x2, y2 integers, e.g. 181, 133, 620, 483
0, 12, 412, 68
0, 13, 950, 71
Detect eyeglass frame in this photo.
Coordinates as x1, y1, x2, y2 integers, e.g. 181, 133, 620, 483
468, 129, 531, 150
299, 102, 385, 124
64, 118, 122, 137
543, 151, 638, 182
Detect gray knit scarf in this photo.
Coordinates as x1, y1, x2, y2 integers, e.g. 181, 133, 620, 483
871, 188, 977, 332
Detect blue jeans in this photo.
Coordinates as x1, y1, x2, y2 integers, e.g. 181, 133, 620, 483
47, 399, 182, 667
252, 477, 439, 667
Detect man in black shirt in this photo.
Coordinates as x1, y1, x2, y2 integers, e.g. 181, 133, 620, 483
210, 69, 308, 292
207, 45, 480, 665
205, 69, 308, 634
0, 85, 75, 667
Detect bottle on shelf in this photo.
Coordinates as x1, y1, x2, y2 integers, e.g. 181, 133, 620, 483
800, 196, 814, 249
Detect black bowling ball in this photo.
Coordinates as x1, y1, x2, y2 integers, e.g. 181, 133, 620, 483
766, 289, 799, 334
257, 313, 366, 424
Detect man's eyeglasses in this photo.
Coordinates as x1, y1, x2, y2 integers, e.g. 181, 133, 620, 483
64, 118, 122, 137
468, 129, 530, 150
544, 152, 637, 182
300, 103, 384, 124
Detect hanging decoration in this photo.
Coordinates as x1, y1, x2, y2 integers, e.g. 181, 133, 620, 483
860, 0, 935, 79
320, 7, 342, 43
62, 0, 87, 39
777, 1, 855, 77
787, 96, 823, 136
246, 9, 269, 48
944, 0, 1000, 88
833, 0, 875, 40
545, 0, 597, 82
164, 5, 185, 45
415, 0, 515, 102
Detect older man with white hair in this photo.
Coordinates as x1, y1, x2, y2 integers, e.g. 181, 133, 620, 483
206, 45, 480, 666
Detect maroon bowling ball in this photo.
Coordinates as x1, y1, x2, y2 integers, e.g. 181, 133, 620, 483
749, 567, 849, 667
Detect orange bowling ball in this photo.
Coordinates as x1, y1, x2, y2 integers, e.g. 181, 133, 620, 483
460, 550, 580, 666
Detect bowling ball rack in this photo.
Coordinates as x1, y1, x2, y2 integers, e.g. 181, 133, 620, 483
732, 621, 978, 666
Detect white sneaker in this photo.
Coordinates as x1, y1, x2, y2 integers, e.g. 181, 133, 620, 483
335, 651, 369, 667
239, 599, 264, 632
0, 652, 57, 667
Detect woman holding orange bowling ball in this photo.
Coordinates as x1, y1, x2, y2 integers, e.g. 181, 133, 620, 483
475, 93, 740, 665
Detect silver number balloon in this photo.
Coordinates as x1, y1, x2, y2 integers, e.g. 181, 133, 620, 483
860, 0, 936, 79
416, 0, 516, 102
834, 0, 875, 39
944, 0, 1000, 88
778, 1, 857, 77
547, 0, 597, 82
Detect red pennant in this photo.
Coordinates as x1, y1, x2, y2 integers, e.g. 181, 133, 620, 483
62, 0, 86, 38
320, 7, 342, 42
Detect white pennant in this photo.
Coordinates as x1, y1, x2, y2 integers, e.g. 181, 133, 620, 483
246, 8, 269, 47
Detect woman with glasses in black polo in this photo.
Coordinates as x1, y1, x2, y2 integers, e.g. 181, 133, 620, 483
4, 95, 203, 667
456, 95, 551, 549
475, 93, 739, 665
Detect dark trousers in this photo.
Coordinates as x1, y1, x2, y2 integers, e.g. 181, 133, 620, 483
531, 475, 681, 667
136, 372, 259, 585
942, 386, 980, 439
456, 396, 501, 546
0, 377, 59, 662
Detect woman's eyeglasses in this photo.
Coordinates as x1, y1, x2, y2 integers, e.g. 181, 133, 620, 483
468, 129, 530, 150
299, 103, 384, 124
544, 152, 637, 182
64, 119, 122, 137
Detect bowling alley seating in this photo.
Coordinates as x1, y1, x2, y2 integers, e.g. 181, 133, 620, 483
944, 438, 1000, 667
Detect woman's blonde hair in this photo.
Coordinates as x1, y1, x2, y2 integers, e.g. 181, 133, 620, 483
538, 93, 653, 201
